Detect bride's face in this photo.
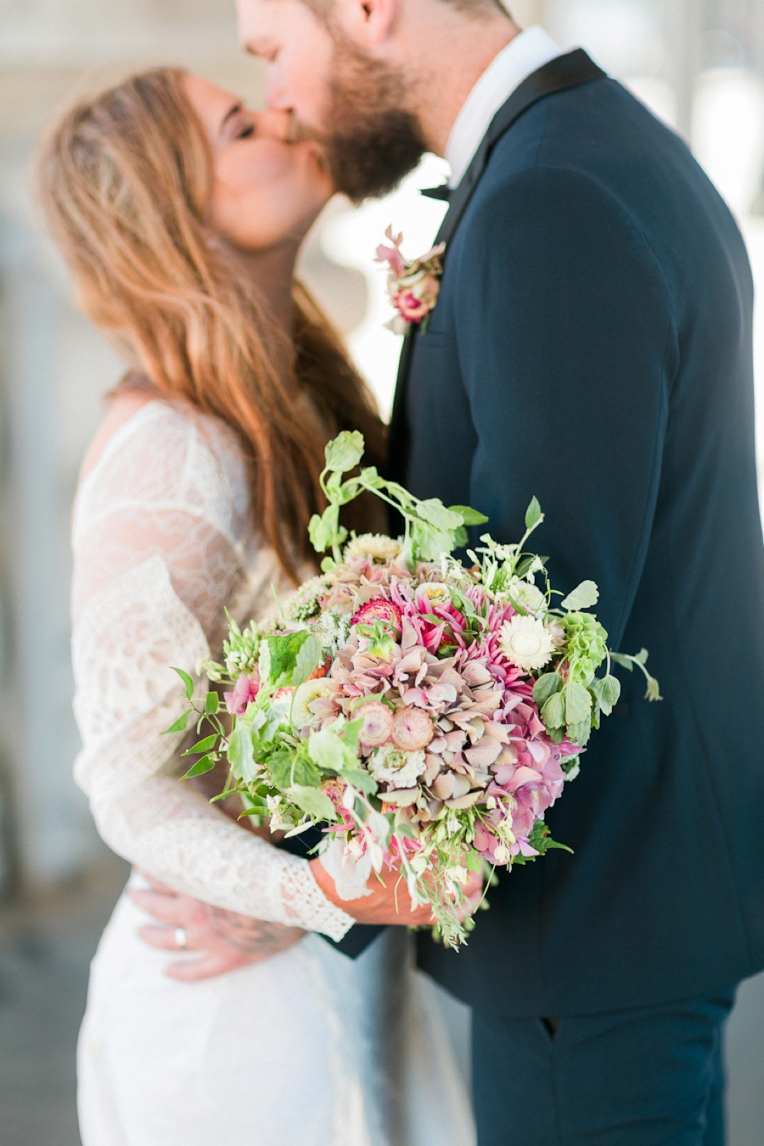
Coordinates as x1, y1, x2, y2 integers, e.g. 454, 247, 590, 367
183, 74, 334, 251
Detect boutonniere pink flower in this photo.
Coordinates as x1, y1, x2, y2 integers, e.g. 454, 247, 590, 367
376, 226, 446, 335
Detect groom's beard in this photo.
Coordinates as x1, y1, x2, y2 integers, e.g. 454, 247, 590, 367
313, 39, 428, 203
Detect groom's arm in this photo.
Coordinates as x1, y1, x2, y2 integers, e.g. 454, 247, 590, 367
457, 165, 676, 648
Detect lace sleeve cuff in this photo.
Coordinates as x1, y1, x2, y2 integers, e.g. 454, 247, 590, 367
280, 856, 355, 942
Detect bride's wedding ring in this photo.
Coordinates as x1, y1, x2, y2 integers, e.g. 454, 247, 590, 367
174, 927, 188, 950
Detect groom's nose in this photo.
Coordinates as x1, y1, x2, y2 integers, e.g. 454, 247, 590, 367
264, 66, 292, 113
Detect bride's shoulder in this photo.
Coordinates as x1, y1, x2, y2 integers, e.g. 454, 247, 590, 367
75, 391, 250, 526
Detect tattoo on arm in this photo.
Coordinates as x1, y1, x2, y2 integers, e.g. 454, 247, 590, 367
202, 905, 305, 954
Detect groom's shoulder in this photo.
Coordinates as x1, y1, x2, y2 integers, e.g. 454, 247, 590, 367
487, 74, 686, 187
460, 75, 731, 272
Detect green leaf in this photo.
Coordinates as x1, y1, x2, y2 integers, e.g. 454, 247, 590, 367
172, 667, 195, 701
269, 750, 322, 790
261, 630, 312, 689
562, 756, 581, 780
307, 726, 353, 773
228, 721, 256, 782
308, 506, 341, 554
290, 785, 337, 822
565, 681, 593, 725
417, 499, 462, 531
325, 431, 365, 474
634, 648, 649, 666
645, 674, 662, 702
181, 754, 216, 780
453, 525, 469, 550
338, 767, 378, 795
560, 581, 600, 612
541, 692, 566, 731
163, 710, 191, 735
204, 691, 219, 715
590, 674, 621, 717
449, 505, 490, 526
183, 734, 218, 757
532, 672, 564, 708
292, 634, 323, 688
610, 652, 634, 672
568, 718, 592, 747
410, 521, 456, 562
525, 497, 542, 530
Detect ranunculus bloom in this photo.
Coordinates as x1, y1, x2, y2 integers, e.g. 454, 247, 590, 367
224, 671, 259, 716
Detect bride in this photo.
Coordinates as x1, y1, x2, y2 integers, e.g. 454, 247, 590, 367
36, 68, 475, 1146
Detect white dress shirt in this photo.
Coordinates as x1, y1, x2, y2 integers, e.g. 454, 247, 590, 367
445, 25, 563, 188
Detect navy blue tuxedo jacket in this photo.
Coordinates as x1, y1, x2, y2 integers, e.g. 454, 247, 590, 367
386, 70, 764, 1015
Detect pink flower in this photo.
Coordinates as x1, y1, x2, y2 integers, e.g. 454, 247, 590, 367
359, 702, 394, 747
351, 599, 403, 634
391, 707, 434, 752
224, 671, 260, 716
376, 226, 445, 330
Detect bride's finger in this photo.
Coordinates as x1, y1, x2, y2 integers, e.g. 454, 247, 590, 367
129, 887, 189, 924
165, 948, 254, 981
137, 923, 197, 951
133, 867, 179, 895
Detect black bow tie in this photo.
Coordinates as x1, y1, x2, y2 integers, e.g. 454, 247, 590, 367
420, 183, 452, 202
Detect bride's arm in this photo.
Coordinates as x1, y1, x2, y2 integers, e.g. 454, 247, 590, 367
71, 405, 354, 941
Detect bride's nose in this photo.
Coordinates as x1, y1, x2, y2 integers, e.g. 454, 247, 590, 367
253, 109, 295, 143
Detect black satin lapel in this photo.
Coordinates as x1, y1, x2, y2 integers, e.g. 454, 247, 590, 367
435, 49, 605, 249
386, 48, 606, 486
385, 325, 417, 486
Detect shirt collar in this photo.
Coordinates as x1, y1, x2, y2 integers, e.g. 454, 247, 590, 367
445, 25, 563, 189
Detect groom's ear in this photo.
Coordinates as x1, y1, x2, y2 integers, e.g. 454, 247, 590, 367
334, 0, 399, 47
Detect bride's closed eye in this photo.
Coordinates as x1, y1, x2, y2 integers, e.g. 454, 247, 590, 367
219, 103, 257, 144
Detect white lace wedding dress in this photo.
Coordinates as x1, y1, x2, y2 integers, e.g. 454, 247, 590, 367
72, 399, 475, 1146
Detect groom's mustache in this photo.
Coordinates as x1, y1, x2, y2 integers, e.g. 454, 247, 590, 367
285, 113, 318, 146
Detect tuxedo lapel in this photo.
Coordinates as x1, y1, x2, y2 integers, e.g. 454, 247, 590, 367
386, 49, 605, 483
435, 49, 605, 250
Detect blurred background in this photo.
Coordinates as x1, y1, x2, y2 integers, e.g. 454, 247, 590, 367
0, 0, 763, 1142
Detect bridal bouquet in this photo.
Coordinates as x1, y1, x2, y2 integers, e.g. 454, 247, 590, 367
168, 432, 659, 947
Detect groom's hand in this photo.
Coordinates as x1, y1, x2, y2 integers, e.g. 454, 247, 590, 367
309, 857, 483, 927
130, 870, 305, 981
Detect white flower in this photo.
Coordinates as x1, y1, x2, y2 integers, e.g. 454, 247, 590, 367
345, 533, 404, 563
317, 610, 351, 656
369, 744, 426, 788
499, 615, 556, 672
266, 795, 284, 828
418, 581, 451, 607
292, 678, 333, 729
506, 577, 546, 616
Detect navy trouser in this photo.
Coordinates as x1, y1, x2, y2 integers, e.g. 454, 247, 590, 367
472, 989, 736, 1146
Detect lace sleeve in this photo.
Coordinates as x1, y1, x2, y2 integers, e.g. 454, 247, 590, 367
71, 402, 353, 941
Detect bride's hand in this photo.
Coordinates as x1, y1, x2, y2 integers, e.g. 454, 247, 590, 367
309, 857, 483, 927
130, 870, 305, 981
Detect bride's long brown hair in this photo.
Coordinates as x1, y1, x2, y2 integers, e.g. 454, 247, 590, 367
35, 68, 386, 582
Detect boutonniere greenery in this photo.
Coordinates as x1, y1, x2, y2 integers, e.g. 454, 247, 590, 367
376, 226, 445, 335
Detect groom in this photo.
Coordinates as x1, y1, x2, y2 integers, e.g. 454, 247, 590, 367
137, 1, 764, 1141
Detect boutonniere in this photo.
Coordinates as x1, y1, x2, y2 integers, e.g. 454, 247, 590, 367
376, 226, 446, 336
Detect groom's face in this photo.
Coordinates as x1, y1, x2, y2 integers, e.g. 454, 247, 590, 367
237, 0, 427, 202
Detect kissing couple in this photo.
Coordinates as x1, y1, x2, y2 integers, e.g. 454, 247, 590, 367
37, 0, 764, 1143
